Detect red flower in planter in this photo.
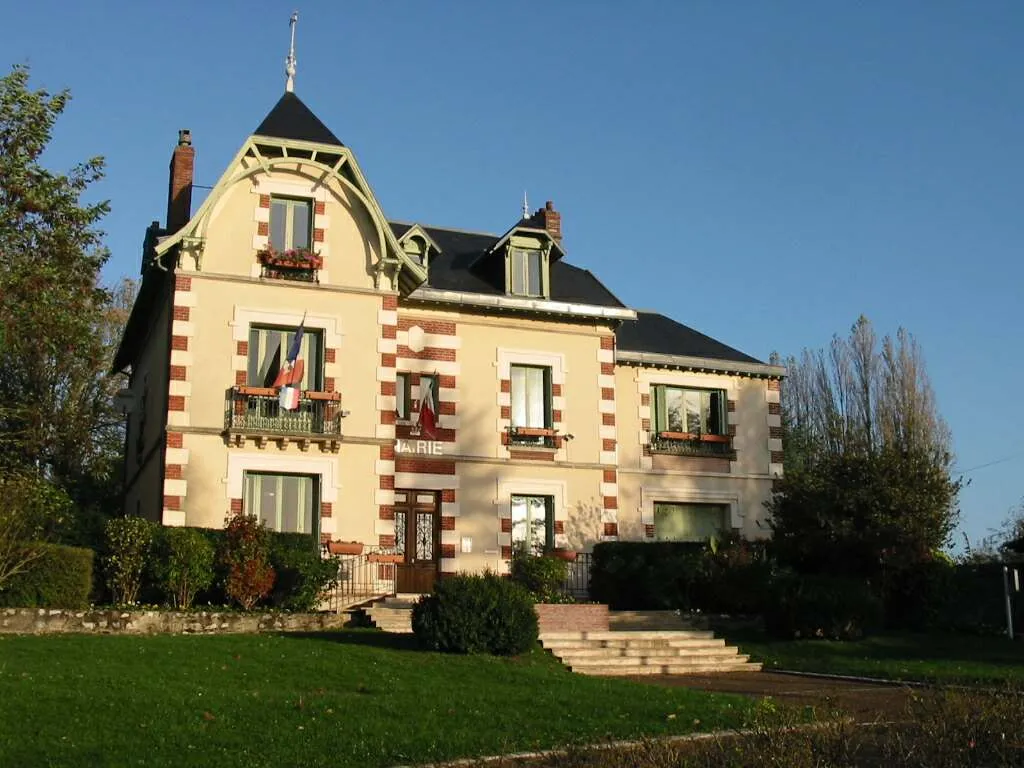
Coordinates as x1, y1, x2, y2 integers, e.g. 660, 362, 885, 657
257, 246, 323, 270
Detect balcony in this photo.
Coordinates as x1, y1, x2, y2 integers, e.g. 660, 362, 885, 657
648, 432, 735, 459
226, 386, 341, 451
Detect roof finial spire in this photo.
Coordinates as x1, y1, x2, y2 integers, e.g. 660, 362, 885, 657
522, 190, 529, 220
285, 11, 298, 93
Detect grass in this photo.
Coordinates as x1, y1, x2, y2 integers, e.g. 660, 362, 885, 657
739, 631, 1024, 685
0, 630, 753, 767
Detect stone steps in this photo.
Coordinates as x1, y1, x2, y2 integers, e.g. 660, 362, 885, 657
363, 597, 415, 633
540, 628, 761, 677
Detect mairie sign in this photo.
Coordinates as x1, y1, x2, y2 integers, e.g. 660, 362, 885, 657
395, 439, 445, 455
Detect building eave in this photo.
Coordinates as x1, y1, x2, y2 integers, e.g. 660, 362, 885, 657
406, 287, 637, 321
615, 349, 786, 379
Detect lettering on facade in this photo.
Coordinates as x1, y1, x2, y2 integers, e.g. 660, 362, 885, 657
395, 439, 445, 456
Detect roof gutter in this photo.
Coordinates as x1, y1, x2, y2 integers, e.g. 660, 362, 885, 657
616, 349, 787, 378
407, 287, 637, 321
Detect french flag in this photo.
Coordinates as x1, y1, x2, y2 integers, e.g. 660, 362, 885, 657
274, 318, 305, 411
417, 376, 437, 439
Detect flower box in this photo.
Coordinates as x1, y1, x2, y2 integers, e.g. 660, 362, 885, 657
257, 247, 323, 270
511, 426, 556, 437
658, 431, 730, 443
549, 548, 577, 562
367, 553, 404, 564
326, 541, 363, 556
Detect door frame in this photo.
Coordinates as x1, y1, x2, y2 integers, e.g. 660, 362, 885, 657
394, 489, 440, 593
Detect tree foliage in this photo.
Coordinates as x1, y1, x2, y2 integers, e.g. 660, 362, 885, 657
0, 64, 131, 540
769, 316, 960, 577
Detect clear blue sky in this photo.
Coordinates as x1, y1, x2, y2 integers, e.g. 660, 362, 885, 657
5, 1, 1022, 549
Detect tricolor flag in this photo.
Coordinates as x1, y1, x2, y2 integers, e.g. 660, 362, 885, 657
417, 376, 437, 439
273, 318, 305, 411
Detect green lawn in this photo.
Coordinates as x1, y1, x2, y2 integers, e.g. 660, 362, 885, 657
740, 632, 1024, 685
0, 631, 752, 767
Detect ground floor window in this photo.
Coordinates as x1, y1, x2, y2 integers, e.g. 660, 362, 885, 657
653, 502, 729, 542
243, 472, 319, 534
511, 494, 554, 553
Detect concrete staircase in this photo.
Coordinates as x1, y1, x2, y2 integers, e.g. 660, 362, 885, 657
539, 610, 761, 676
363, 597, 415, 633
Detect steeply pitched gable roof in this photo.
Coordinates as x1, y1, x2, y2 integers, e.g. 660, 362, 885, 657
391, 222, 626, 309
253, 92, 344, 147
616, 311, 764, 365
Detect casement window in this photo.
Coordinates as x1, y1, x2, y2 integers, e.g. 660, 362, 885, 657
511, 494, 554, 553
653, 502, 728, 542
270, 196, 313, 251
395, 372, 412, 420
652, 385, 725, 435
510, 365, 551, 429
243, 472, 319, 535
395, 373, 439, 422
509, 248, 544, 297
247, 325, 323, 390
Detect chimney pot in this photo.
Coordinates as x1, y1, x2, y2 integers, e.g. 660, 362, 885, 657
545, 200, 554, 210
177, 129, 192, 147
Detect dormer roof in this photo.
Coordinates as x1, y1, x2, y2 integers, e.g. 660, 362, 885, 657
253, 92, 344, 147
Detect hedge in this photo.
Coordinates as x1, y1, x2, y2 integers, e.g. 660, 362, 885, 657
589, 540, 771, 613
0, 544, 94, 608
764, 571, 883, 640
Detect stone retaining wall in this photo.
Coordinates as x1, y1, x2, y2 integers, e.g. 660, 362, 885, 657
535, 603, 609, 633
0, 608, 348, 635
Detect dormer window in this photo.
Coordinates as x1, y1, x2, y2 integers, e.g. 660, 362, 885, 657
270, 196, 312, 251
510, 248, 543, 297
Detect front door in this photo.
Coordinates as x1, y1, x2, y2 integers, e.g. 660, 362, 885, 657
394, 490, 439, 594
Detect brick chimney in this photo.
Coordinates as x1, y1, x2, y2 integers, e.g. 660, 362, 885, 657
530, 200, 561, 244
166, 129, 194, 234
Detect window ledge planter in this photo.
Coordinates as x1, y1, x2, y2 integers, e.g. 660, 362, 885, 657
511, 426, 557, 437
257, 247, 323, 270
326, 541, 363, 556
657, 432, 730, 443
367, 553, 403, 564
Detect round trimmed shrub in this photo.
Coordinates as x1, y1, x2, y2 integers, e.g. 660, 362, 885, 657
412, 572, 538, 655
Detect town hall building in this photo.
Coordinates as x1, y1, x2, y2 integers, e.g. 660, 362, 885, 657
114, 51, 784, 593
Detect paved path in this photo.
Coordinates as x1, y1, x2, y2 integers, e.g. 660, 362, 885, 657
623, 671, 917, 720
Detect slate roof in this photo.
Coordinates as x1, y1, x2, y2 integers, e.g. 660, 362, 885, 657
616, 311, 765, 365
254, 92, 344, 147
392, 222, 626, 308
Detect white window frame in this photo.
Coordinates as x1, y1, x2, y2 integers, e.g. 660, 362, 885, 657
270, 196, 313, 251
243, 471, 320, 535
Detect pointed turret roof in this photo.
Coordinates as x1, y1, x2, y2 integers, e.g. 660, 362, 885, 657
253, 92, 344, 147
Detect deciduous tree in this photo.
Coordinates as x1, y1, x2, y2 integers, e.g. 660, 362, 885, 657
769, 317, 960, 576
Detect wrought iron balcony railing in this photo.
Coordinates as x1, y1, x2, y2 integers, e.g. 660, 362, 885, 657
648, 431, 734, 458
226, 386, 341, 444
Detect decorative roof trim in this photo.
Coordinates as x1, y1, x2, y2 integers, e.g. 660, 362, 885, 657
396, 223, 442, 256
615, 350, 786, 378
488, 224, 564, 259
150, 137, 426, 292
406, 287, 637, 321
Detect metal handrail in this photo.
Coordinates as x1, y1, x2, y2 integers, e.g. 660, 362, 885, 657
326, 545, 402, 612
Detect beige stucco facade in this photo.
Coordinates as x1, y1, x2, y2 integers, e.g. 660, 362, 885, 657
116, 94, 784, 582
